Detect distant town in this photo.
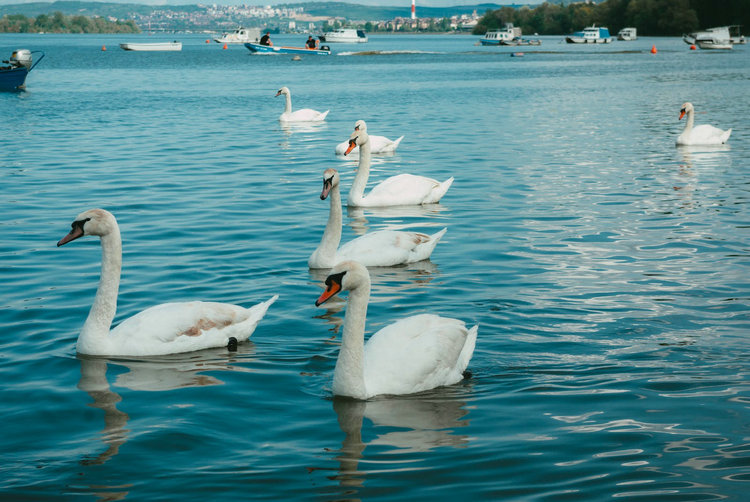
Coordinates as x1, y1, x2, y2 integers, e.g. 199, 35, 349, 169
0, 1, 487, 34
124, 4, 482, 34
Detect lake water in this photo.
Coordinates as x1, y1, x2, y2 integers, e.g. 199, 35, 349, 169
2, 32, 749, 500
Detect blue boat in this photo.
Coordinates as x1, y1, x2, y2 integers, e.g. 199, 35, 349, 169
244, 42, 331, 55
0, 49, 44, 91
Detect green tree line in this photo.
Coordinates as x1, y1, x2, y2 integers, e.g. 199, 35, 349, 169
0, 12, 140, 33
474, 0, 750, 36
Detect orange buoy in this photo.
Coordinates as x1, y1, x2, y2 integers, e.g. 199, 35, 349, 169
690, 44, 697, 50
206, 39, 210, 44
101, 45, 106, 51
650, 45, 657, 54
223, 43, 228, 50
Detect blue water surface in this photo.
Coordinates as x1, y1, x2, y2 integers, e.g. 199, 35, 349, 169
1, 33, 749, 501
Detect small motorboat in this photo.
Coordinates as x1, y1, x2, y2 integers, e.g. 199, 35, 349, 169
119, 41, 182, 51
0, 49, 44, 92
244, 42, 331, 55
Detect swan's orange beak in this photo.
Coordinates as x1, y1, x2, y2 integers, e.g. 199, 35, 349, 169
315, 280, 341, 306
679, 109, 686, 120
344, 139, 357, 156
57, 225, 84, 247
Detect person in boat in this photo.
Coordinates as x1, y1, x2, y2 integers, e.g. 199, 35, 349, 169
306, 36, 319, 50
260, 32, 272, 46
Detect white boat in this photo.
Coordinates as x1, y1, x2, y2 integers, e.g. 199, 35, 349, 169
566, 25, 612, 44
683, 26, 738, 49
214, 27, 260, 44
617, 27, 637, 41
119, 41, 182, 51
320, 29, 367, 43
480, 23, 522, 45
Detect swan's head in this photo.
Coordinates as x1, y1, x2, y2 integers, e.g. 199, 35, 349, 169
57, 208, 117, 246
320, 168, 339, 200
679, 102, 693, 120
315, 261, 369, 306
275, 86, 290, 97
344, 129, 369, 156
353, 120, 367, 132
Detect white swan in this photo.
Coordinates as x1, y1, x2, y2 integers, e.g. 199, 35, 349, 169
308, 168, 447, 269
335, 120, 403, 155
676, 102, 732, 146
275, 86, 329, 123
315, 260, 477, 399
58, 209, 278, 356
344, 123, 453, 207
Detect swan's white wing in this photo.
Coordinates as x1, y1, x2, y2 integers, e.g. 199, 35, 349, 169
105, 296, 277, 356
364, 174, 443, 206
335, 135, 403, 155
337, 229, 443, 267
281, 108, 328, 122
363, 314, 474, 397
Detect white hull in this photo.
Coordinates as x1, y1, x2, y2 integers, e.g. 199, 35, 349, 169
214, 27, 260, 44
321, 29, 367, 43
120, 42, 182, 51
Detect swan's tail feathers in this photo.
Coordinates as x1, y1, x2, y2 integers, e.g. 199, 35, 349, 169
237, 295, 278, 341
425, 177, 454, 204
318, 110, 330, 121
721, 128, 732, 144
390, 135, 405, 150
457, 324, 478, 375
431, 227, 448, 243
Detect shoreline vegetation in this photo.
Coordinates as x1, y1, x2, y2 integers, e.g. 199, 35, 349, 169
0, 12, 139, 34
472, 0, 747, 37
0, 0, 746, 36
0, 11, 141, 33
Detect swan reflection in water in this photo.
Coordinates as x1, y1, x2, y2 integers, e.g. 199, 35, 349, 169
279, 122, 328, 150
328, 390, 473, 489
346, 203, 449, 236
76, 344, 256, 466
673, 145, 731, 208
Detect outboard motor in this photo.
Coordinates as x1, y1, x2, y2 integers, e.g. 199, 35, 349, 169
10, 49, 33, 69
320, 45, 330, 51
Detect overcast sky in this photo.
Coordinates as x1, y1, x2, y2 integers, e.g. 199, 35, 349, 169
0, 0, 516, 6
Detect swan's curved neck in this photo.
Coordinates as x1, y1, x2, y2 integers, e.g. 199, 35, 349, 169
77, 228, 121, 353
684, 108, 694, 133
333, 283, 370, 399
283, 93, 292, 114
348, 139, 371, 205
312, 184, 342, 266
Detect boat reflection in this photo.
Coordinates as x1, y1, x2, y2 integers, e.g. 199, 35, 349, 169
76, 345, 255, 465
329, 392, 472, 488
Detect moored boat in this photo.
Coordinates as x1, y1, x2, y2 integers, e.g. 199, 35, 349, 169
0, 49, 44, 92
480, 23, 522, 46
566, 25, 612, 44
617, 27, 637, 40
684, 26, 741, 48
119, 41, 182, 51
214, 27, 260, 44
319, 29, 367, 43
245, 42, 331, 55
